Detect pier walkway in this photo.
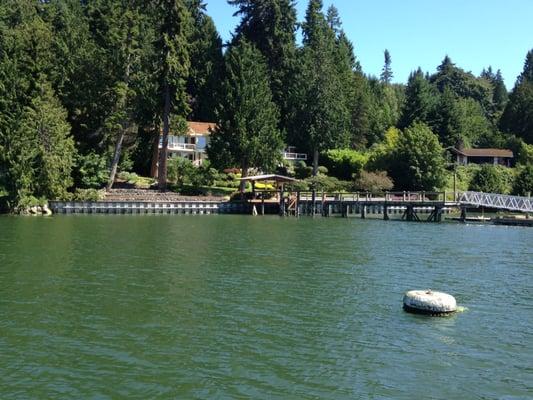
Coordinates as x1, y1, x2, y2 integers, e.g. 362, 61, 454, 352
277, 191, 457, 222
458, 191, 533, 213
49, 189, 531, 222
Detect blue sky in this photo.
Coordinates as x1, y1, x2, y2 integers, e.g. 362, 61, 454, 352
205, 0, 533, 89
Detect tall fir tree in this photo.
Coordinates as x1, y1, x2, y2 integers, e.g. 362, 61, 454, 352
207, 40, 283, 191
153, 0, 192, 189
492, 69, 508, 112
0, 0, 76, 206
399, 68, 437, 129
501, 49, 533, 144
431, 55, 493, 116
380, 49, 393, 84
84, 0, 146, 191
294, 0, 350, 174
186, 0, 224, 121
229, 0, 297, 136
18, 82, 76, 200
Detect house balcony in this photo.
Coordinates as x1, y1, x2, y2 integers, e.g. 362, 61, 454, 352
283, 151, 307, 161
159, 142, 202, 152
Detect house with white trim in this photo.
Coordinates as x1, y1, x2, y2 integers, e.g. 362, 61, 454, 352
159, 121, 308, 167
160, 121, 215, 166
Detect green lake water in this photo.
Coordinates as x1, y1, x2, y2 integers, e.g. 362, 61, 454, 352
0, 215, 532, 399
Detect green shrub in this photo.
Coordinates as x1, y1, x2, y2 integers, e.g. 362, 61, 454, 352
294, 161, 312, 179
167, 157, 197, 186
322, 149, 368, 180
285, 180, 310, 192
317, 165, 329, 175
367, 127, 400, 171
517, 142, 533, 165
304, 175, 349, 192
195, 161, 218, 187
443, 165, 480, 193
353, 171, 394, 193
512, 164, 533, 196
469, 164, 515, 194
74, 152, 108, 189
61, 189, 102, 201
17, 195, 45, 209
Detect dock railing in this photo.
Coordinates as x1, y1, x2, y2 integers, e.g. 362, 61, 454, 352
286, 191, 449, 203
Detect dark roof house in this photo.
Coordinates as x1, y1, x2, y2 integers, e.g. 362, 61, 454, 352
448, 147, 513, 167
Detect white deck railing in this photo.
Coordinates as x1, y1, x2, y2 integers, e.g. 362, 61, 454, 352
283, 152, 307, 161
165, 143, 196, 151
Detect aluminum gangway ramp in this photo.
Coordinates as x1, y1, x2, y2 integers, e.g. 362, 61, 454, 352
459, 191, 533, 213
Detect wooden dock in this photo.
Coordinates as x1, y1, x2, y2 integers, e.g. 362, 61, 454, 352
274, 191, 459, 222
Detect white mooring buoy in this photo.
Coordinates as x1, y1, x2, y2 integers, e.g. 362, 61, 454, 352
403, 290, 457, 315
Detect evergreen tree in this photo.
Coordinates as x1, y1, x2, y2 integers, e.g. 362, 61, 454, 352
380, 49, 393, 84
18, 83, 76, 200
431, 55, 493, 115
207, 40, 283, 191
480, 66, 508, 120
349, 72, 373, 147
0, 1, 71, 205
492, 69, 508, 112
501, 49, 533, 144
186, 0, 224, 121
229, 0, 297, 135
85, 1, 146, 191
513, 164, 533, 196
153, 0, 192, 190
54, 1, 117, 154
399, 68, 437, 129
433, 86, 462, 147
294, 0, 350, 174
326, 5, 341, 35
432, 85, 492, 147
365, 78, 402, 145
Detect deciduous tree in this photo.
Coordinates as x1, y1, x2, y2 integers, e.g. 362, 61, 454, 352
389, 122, 446, 190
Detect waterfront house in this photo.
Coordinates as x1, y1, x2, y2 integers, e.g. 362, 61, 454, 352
160, 121, 215, 166
159, 122, 307, 167
448, 147, 513, 167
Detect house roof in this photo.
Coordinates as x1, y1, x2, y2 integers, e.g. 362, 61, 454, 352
449, 148, 514, 158
186, 121, 216, 136
239, 174, 297, 183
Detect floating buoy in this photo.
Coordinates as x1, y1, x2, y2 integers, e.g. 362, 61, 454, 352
403, 290, 457, 316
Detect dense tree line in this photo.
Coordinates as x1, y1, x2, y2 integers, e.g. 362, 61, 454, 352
0, 0, 532, 209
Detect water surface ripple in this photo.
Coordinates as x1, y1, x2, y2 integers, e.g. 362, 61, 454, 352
0, 215, 532, 399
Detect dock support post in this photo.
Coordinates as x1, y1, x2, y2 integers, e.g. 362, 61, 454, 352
296, 191, 300, 217
279, 188, 285, 216
361, 205, 366, 219
384, 205, 389, 220
261, 196, 265, 215
311, 190, 316, 217
460, 207, 466, 222
406, 205, 414, 221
